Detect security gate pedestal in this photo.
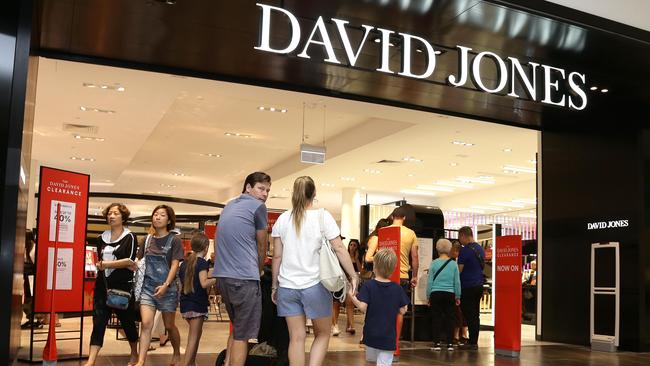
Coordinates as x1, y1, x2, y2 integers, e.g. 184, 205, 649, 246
590, 242, 619, 352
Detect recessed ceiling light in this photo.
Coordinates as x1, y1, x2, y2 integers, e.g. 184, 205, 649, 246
400, 189, 437, 197
201, 153, 222, 158
73, 135, 105, 142
83, 82, 125, 92
503, 165, 536, 174
470, 205, 503, 211
374, 38, 381, 43
402, 156, 423, 163
70, 156, 95, 162
172, 172, 188, 177
590, 86, 598, 91
363, 168, 382, 175
435, 181, 473, 189
503, 169, 519, 174
415, 184, 454, 192
80, 106, 116, 114
491, 201, 526, 208
224, 132, 252, 138
434, 50, 442, 55
452, 141, 474, 147
426, 206, 433, 209
512, 198, 537, 205
449, 162, 458, 167
321, 183, 335, 187
453, 208, 485, 214
456, 176, 495, 184
160, 184, 176, 188
258, 106, 288, 113
503, 148, 512, 153
407, 173, 415, 177
601, 89, 608, 93
340, 176, 356, 182
415, 48, 423, 53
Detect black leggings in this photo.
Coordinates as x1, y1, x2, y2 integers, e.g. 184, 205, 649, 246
429, 291, 456, 344
90, 279, 139, 347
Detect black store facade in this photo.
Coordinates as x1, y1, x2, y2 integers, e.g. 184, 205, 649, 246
2, 0, 650, 361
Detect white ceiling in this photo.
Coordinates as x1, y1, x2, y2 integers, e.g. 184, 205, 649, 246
31, 58, 537, 220
544, 0, 650, 32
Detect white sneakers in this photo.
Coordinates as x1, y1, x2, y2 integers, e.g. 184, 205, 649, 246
332, 324, 341, 336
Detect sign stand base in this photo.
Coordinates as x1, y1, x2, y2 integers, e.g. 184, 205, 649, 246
495, 349, 520, 358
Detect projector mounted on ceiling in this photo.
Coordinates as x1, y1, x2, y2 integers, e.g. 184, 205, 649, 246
300, 143, 326, 165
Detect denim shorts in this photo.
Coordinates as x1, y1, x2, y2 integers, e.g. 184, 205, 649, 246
140, 277, 178, 312
277, 282, 332, 319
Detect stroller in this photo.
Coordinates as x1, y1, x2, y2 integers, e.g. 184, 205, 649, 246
215, 264, 289, 366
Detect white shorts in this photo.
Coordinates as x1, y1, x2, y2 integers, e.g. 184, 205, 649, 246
366, 346, 394, 366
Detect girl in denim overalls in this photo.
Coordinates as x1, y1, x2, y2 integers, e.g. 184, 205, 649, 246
135, 205, 184, 366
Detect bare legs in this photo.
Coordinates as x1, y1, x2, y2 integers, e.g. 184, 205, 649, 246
224, 333, 248, 366
286, 315, 331, 366
136, 305, 156, 366
183, 317, 204, 366
162, 311, 181, 365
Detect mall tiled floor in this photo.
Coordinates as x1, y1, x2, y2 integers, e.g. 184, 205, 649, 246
17, 313, 650, 365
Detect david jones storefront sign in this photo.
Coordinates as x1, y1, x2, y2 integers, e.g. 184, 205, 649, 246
254, 3, 588, 111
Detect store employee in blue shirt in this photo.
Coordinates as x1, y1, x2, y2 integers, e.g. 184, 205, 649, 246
457, 226, 486, 350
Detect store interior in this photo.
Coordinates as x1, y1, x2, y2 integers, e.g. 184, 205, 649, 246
21, 57, 539, 357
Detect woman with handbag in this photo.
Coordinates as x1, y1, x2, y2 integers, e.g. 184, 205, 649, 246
134, 205, 184, 366
271, 176, 358, 366
84, 203, 138, 366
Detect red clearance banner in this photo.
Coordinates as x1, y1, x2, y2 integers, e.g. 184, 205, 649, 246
34, 167, 90, 313
494, 235, 522, 357
377, 225, 402, 354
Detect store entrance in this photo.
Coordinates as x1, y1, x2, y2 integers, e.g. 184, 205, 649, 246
23, 57, 540, 354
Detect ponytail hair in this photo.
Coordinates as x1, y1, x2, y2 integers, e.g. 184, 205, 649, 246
291, 176, 316, 235
183, 232, 210, 295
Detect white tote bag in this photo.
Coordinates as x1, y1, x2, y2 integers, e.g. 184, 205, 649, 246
133, 235, 151, 301
318, 209, 347, 301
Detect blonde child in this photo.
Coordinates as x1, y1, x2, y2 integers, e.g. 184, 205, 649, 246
179, 233, 216, 366
348, 249, 410, 366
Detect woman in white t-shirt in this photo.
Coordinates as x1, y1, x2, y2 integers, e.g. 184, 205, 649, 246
271, 176, 358, 366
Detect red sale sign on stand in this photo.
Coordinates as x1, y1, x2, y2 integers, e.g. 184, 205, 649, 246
34, 167, 90, 313
377, 226, 402, 355
494, 235, 522, 357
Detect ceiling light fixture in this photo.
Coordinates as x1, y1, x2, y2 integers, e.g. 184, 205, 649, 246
73, 135, 105, 142
83, 82, 125, 92
415, 184, 454, 192
503, 148, 512, 152
590, 86, 598, 91
601, 89, 609, 93
363, 168, 382, 175
321, 183, 335, 187
402, 156, 423, 163
453, 208, 486, 214
70, 156, 95, 162
452, 140, 474, 147
491, 201, 526, 208
80, 106, 116, 114
340, 177, 356, 182
456, 176, 495, 184
512, 198, 537, 205
407, 173, 415, 177
449, 162, 458, 167
201, 153, 222, 158
470, 205, 503, 211
435, 181, 473, 189
258, 106, 288, 113
224, 132, 252, 138
503, 165, 536, 174
400, 189, 437, 197
172, 172, 188, 177
160, 184, 177, 188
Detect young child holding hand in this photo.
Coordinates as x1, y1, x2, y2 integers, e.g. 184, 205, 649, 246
348, 249, 410, 366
